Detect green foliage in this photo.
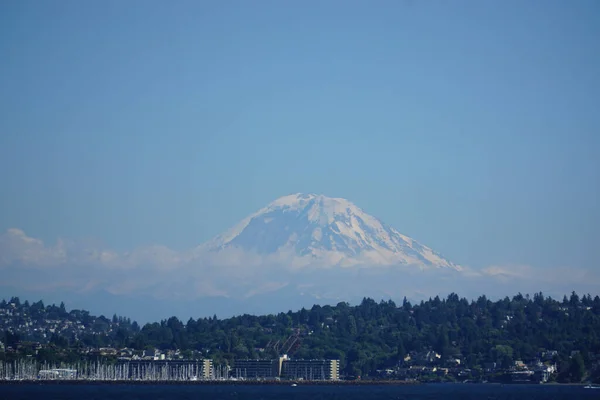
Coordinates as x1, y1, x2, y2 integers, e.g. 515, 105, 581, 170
3, 292, 600, 381
114, 292, 600, 379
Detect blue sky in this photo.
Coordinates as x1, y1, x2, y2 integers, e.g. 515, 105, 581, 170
1, 0, 599, 275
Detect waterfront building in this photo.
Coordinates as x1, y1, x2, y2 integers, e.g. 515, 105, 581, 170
231, 359, 280, 380
38, 369, 77, 380
118, 359, 213, 380
281, 358, 340, 380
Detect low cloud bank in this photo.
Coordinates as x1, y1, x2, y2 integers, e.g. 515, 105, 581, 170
1, 228, 597, 321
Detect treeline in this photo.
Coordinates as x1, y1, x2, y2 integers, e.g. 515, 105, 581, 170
0, 297, 138, 348
2, 292, 600, 381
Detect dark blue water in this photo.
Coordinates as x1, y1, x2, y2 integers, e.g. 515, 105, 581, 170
1, 384, 598, 400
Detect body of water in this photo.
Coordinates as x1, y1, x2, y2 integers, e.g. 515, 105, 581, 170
1, 383, 598, 400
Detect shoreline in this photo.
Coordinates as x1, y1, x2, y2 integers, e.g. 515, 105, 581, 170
1, 380, 593, 386
0, 379, 419, 386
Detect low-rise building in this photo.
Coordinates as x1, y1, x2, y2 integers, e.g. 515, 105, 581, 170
117, 359, 213, 380
231, 357, 339, 381
281, 358, 340, 380
232, 359, 279, 380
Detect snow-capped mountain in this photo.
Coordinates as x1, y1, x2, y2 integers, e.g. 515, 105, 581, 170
3, 194, 590, 322
197, 193, 460, 270
0, 193, 466, 321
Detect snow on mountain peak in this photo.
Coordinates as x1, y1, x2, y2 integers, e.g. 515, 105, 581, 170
200, 193, 460, 270
266, 193, 361, 226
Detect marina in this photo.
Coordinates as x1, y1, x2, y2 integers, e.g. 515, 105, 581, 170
0, 359, 213, 382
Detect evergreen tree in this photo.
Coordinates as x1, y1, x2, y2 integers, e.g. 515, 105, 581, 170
569, 353, 586, 382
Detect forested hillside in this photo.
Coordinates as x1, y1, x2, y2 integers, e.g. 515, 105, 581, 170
2, 292, 600, 381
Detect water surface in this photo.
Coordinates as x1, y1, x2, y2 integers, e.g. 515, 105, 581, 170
1, 383, 597, 400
